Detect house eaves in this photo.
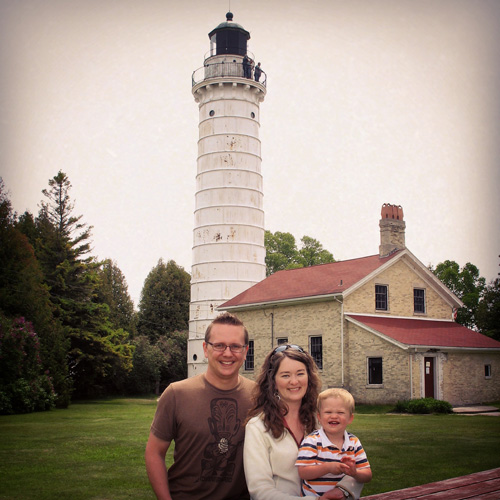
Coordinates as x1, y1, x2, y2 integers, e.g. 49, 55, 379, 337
346, 315, 409, 350
345, 314, 500, 351
397, 249, 465, 309
343, 248, 464, 309
220, 292, 343, 312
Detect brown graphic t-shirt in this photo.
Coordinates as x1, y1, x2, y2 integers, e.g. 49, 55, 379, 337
151, 374, 255, 500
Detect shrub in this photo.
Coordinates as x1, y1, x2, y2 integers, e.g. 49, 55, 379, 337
393, 400, 409, 413
393, 398, 453, 414
0, 317, 56, 414
430, 399, 453, 414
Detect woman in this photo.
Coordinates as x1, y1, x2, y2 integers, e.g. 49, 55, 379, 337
243, 345, 363, 500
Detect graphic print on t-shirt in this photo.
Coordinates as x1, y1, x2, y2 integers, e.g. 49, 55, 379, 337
199, 398, 243, 483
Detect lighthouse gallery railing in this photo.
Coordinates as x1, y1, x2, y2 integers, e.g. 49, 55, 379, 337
192, 62, 267, 87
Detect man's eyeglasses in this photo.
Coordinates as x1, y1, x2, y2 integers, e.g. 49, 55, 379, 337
206, 341, 247, 353
272, 344, 305, 355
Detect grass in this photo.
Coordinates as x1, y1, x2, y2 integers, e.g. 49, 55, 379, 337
0, 398, 499, 499
0, 397, 164, 500
353, 401, 500, 496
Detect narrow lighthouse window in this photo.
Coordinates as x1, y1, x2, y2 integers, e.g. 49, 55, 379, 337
209, 110, 215, 116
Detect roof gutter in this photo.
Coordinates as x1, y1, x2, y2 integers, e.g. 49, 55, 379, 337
345, 316, 500, 352
221, 292, 344, 312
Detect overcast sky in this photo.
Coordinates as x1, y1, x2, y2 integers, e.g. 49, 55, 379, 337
1, 0, 499, 307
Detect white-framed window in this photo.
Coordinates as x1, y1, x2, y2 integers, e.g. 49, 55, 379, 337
485, 364, 492, 379
375, 285, 388, 311
310, 336, 323, 370
368, 357, 383, 385
414, 288, 426, 313
244, 340, 254, 371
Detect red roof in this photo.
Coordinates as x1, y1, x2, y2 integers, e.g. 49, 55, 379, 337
222, 252, 401, 308
347, 315, 500, 349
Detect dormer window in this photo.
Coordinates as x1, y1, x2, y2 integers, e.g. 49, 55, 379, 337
375, 285, 388, 311
414, 288, 426, 314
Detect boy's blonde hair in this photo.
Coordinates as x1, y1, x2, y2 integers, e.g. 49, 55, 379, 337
318, 388, 355, 415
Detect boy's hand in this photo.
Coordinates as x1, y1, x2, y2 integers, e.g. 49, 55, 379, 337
327, 461, 350, 475
340, 456, 357, 476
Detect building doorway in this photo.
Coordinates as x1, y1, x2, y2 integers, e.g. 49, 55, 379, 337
424, 357, 435, 398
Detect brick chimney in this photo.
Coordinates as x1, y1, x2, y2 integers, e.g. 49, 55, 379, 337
379, 203, 405, 257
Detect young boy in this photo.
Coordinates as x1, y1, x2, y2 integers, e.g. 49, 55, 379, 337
295, 388, 372, 497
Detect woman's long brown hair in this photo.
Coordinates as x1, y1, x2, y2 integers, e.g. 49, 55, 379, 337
246, 348, 322, 439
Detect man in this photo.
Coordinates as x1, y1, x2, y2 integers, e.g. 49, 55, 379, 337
145, 312, 255, 500
242, 54, 251, 78
254, 62, 262, 82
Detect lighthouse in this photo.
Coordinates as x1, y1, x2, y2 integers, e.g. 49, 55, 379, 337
188, 13, 267, 376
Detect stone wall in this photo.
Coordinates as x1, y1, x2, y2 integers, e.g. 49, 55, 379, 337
442, 351, 500, 405
344, 320, 411, 404
237, 300, 342, 389
345, 258, 452, 320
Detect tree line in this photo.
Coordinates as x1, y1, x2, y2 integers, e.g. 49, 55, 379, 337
0, 172, 190, 414
1, 172, 498, 414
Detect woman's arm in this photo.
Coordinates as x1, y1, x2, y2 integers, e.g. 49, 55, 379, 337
335, 475, 365, 500
244, 418, 304, 500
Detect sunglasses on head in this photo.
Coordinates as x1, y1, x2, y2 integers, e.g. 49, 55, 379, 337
272, 344, 305, 355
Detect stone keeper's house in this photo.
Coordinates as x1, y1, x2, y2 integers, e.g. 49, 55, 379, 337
221, 204, 500, 406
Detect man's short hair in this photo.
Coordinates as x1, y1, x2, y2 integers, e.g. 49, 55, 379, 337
204, 312, 249, 344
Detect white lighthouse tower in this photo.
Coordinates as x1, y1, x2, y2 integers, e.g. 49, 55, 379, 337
188, 13, 267, 376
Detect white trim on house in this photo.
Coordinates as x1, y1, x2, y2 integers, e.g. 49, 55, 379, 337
345, 312, 455, 322
220, 292, 343, 311
345, 315, 500, 353
345, 315, 409, 350
343, 249, 464, 310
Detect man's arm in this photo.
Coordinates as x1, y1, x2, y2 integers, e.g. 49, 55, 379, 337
145, 432, 173, 500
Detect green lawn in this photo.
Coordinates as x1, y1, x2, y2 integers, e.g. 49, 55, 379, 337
0, 397, 162, 500
0, 397, 499, 499
350, 410, 500, 496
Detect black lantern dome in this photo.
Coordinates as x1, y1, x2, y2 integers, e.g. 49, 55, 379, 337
208, 12, 250, 56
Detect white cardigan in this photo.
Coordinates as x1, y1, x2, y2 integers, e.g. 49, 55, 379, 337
243, 415, 362, 500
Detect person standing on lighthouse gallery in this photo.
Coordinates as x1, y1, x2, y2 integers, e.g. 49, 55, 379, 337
145, 312, 255, 500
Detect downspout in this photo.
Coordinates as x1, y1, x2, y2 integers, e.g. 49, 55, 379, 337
271, 312, 274, 349
333, 296, 344, 387
409, 348, 413, 400
264, 308, 275, 349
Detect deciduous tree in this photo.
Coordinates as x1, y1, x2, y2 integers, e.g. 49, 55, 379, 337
297, 235, 335, 268
431, 260, 486, 329
476, 278, 500, 341
0, 316, 56, 414
125, 335, 167, 394
97, 259, 136, 335
265, 230, 335, 276
0, 180, 70, 407
137, 259, 190, 342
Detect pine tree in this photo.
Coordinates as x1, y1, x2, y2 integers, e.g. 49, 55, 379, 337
35, 171, 133, 398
